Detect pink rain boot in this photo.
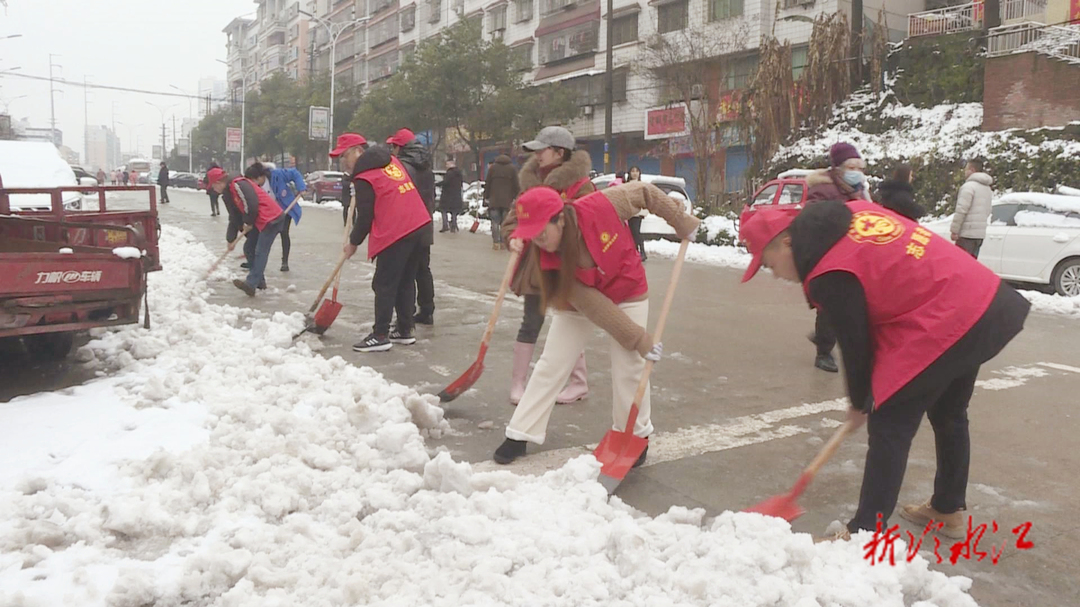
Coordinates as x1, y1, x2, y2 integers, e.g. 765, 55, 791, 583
556, 353, 589, 404
509, 342, 535, 405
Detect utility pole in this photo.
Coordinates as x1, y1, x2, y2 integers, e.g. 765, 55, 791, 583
83, 75, 91, 168
604, 0, 614, 174
48, 54, 61, 144
161, 123, 167, 163
172, 115, 177, 162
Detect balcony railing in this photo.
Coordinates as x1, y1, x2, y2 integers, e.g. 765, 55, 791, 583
907, 2, 982, 38
1000, 0, 1046, 23
987, 21, 1080, 63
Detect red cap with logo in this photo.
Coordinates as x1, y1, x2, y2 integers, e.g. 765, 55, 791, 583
206, 167, 228, 187
739, 206, 801, 282
329, 133, 368, 157
511, 187, 565, 242
386, 128, 415, 147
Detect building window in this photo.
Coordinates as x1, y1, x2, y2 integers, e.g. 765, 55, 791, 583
369, 16, 399, 48
658, 0, 688, 34
708, 0, 743, 21
512, 42, 534, 70
613, 68, 628, 101
514, 0, 533, 22
791, 45, 808, 79
368, 52, 399, 81
563, 71, 628, 106
538, 20, 599, 64
541, 0, 574, 16
401, 5, 416, 31
611, 14, 638, 45
428, 0, 442, 22
490, 5, 507, 33
723, 55, 758, 90
454, 0, 465, 11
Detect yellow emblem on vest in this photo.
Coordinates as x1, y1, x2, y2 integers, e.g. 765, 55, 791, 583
516, 202, 529, 219
600, 231, 618, 252
848, 210, 905, 245
383, 162, 406, 181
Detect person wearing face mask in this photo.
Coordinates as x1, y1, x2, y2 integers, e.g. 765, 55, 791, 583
493, 182, 700, 464
739, 201, 1028, 541
501, 126, 597, 406
803, 142, 872, 373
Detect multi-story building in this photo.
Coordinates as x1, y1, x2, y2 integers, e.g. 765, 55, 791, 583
86, 125, 122, 172
225, 0, 926, 198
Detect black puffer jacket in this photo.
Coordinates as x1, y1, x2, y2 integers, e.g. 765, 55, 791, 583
875, 179, 925, 220
440, 167, 464, 212
397, 141, 437, 246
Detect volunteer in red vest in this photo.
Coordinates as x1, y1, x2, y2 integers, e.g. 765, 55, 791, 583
207, 163, 284, 296
740, 200, 1030, 540
493, 181, 700, 465
334, 133, 432, 353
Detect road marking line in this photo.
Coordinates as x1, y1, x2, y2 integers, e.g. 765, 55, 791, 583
1039, 362, 1080, 374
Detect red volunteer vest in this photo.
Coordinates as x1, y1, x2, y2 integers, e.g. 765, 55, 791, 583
354, 157, 432, 259
228, 177, 283, 231
804, 200, 1000, 408
540, 191, 648, 304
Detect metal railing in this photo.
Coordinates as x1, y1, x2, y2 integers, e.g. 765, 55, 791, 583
987, 22, 1080, 63
1000, 0, 1046, 23
907, 3, 982, 38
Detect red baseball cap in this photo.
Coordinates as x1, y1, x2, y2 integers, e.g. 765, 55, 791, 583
511, 187, 565, 242
329, 133, 368, 157
386, 128, 415, 147
739, 206, 801, 282
206, 167, 228, 186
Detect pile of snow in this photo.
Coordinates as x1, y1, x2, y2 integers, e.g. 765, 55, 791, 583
300, 198, 343, 210
1000, 192, 1080, 215
1020, 291, 1080, 319
111, 246, 143, 259
1057, 185, 1080, 197
647, 239, 751, 271
58, 247, 73, 254
0, 225, 983, 605
1014, 210, 1080, 228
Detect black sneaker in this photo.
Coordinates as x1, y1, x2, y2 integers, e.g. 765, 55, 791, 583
493, 438, 527, 464
280, 263, 290, 272
815, 354, 839, 373
389, 328, 416, 345
232, 278, 256, 297
633, 443, 649, 468
413, 313, 434, 326
353, 333, 392, 352
240, 262, 251, 269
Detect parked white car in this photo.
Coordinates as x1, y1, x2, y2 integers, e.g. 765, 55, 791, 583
591, 173, 693, 239
0, 141, 85, 212
925, 192, 1080, 296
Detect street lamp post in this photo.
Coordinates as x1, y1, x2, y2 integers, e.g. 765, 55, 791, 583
116, 121, 143, 157
299, 9, 370, 169
145, 101, 177, 164
216, 58, 246, 167
1, 94, 27, 114
170, 84, 195, 172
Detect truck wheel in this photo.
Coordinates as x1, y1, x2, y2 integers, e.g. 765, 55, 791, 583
1052, 258, 1080, 297
23, 332, 75, 361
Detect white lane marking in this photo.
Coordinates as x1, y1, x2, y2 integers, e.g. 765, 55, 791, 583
976, 366, 1050, 391
1039, 362, 1080, 374
435, 282, 524, 311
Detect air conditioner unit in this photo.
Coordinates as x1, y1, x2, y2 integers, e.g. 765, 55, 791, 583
583, 105, 594, 116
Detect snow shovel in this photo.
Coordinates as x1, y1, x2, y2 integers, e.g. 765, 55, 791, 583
202, 226, 251, 282
437, 249, 521, 402
469, 218, 480, 233
595, 238, 690, 494
295, 193, 357, 339
743, 418, 860, 521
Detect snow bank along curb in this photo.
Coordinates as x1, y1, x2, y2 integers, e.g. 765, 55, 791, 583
0, 226, 984, 605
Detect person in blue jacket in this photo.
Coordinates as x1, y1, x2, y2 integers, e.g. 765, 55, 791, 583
264, 164, 306, 272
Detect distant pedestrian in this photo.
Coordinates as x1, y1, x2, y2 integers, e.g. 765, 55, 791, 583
440, 159, 463, 233
334, 133, 432, 353
96, 169, 107, 185
875, 164, 925, 221
950, 158, 993, 258
625, 166, 647, 261
209, 162, 286, 297
483, 153, 519, 250
158, 162, 171, 204
388, 128, 438, 325
264, 163, 306, 272
122, 170, 130, 186
206, 161, 222, 216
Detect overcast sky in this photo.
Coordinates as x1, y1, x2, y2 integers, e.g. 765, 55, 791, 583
1, 0, 255, 164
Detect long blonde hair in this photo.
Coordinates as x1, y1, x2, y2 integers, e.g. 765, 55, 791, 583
534, 204, 581, 312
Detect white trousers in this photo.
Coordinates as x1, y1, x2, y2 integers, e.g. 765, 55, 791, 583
505, 299, 652, 444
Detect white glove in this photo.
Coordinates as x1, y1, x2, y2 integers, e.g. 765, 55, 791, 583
644, 342, 663, 362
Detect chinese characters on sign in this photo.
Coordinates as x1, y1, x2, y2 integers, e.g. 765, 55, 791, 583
225, 128, 243, 153
308, 106, 330, 141
34, 270, 103, 285
644, 105, 689, 140
864, 514, 1034, 566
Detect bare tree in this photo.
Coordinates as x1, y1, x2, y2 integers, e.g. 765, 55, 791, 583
639, 18, 748, 208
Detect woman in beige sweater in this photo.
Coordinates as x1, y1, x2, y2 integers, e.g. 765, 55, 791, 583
493, 181, 699, 465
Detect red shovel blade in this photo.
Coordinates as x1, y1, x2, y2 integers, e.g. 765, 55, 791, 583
594, 404, 648, 493
311, 298, 343, 334
743, 471, 812, 522
469, 219, 480, 233
437, 343, 488, 402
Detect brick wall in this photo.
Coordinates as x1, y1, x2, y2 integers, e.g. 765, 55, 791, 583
983, 51, 1080, 131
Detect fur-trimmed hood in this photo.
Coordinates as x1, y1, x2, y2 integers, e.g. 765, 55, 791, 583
519, 149, 593, 194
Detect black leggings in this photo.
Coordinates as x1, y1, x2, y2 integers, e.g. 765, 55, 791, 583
628, 216, 646, 256
517, 294, 545, 344
280, 218, 291, 264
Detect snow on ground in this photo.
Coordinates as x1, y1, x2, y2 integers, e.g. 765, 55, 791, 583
1020, 290, 1080, 319
300, 199, 344, 210
1057, 185, 1080, 197
646, 239, 751, 271
0, 226, 981, 605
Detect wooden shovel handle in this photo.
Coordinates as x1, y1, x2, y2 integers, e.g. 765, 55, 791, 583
204, 225, 251, 280
625, 239, 690, 431
478, 249, 521, 348
306, 190, 358, 313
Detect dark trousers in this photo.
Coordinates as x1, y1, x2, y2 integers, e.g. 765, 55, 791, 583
372, 231, 424, 336
209, 192, 220, 215
957, 237, 983, 258
159, 184, 170, 203
415, 244, 434, 317
280, 218, 292, 265
848, 366, 978, 533
489, 207, 507, 244
813, 310, 836, 356
517, 293, 545, 344
628, 216, 646, 257
243, 227, 259, 266
441, 211, 459, 232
